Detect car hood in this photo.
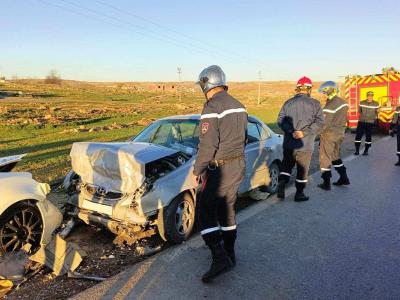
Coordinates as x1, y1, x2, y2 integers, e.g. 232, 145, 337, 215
70, 142, 178, 193
0, 154, 27, 172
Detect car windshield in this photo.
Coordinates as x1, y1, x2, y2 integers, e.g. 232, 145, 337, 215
132, 119, 200, 155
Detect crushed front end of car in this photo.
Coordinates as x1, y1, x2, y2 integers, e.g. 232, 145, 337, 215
65, 141, 192, 245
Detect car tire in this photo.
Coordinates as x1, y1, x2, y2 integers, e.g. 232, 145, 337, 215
164, 193, 195, 244
264, 162, 280, 194
0, 202, 43, 254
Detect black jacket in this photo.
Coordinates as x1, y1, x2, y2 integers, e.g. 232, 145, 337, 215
277, 93, 324, 151
322, 96, 348, 136
193, 91, 247, 176
359, 100, 380, 123
391, 106, 400, 130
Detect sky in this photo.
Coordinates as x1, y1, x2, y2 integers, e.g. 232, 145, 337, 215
0, 0, 399, 82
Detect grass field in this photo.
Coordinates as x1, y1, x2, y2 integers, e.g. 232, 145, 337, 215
0, 79, 316, 184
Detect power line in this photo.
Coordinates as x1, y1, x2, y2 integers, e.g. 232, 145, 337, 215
42, 0, 247, 64
93, 0, 262, 65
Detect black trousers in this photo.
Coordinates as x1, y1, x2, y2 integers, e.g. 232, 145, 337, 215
397, 130, 400, 155
279, 148, 312, 192
199, 158, 245, 245
355, 121, 373, 146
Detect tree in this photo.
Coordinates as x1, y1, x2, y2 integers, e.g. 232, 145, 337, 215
45, 69, 62, 84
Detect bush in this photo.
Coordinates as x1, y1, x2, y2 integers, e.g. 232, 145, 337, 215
45, 70, 62, 84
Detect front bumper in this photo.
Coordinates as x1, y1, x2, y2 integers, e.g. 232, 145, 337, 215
67, 192, 150, 227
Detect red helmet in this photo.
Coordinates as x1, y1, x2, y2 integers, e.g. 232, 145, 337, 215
296, 76, 313, 88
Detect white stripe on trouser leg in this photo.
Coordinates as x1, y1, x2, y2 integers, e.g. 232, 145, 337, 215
365, 142, 372, 144
220, 225, 237, 231
200, 227, 220, 235
332, 164, 344, 168
397, 152, 400, 154
280, 172, 291, 177
321, 168, 331, 171
295, 179, 308, 183
354, 140, 361, 143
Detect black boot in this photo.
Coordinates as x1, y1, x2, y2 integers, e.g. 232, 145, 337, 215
362, 144, 371, 156
202, 242, 233, 283
294, 181, 309, 202
294, 191, 309, 202
318, 171, 331, 191
277, 180, 286, 199
395, 155, 400, 166
354, 143, 360, 155
222, 230, 236, 266
333, 166, 350, 186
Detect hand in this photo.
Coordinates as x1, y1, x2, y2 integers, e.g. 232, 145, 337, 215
293, 131, 304, 139
192, 173, 200, 185
389, 130, 394, 137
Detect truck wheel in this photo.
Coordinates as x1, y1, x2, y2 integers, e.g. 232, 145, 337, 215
264, 162, 280, 194
0, 202, 43, 254
164, 193, 195, 244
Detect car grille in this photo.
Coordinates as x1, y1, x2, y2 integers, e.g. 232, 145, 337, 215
84, 184, 124, 200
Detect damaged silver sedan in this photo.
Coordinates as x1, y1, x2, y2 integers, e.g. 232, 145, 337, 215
0, 155, 63, 253
64, 115, 283, 245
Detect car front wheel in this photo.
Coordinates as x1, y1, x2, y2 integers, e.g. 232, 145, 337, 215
0, 202, 43, 254
163, 193, 195, 244
264, 162, 280, 194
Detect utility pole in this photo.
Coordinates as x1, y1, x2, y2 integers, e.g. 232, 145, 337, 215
257, 70, 262, 105
177, 67, 182, 101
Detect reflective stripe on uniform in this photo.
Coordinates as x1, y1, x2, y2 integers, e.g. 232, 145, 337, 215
295, 179, 308, 183
201, 108, 247, 119
200, 227, 220, 235
321, 168, 331, 171
280, 172, 291, 177
354, 140, 362, 143
360, 104, 380, 109
333, 164, 344, 168
323, 103, 349, 114
365, 142, 372, 144
221, 225, 237, 231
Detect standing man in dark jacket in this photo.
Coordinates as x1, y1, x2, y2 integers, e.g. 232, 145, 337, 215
318, 81, 350, 190
277, 76, 324, 202
354, 91, 380, 155
193, 65, 247, 283
390, 106, 400, 166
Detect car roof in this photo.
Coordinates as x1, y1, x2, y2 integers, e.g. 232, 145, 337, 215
158, 113, 261, 123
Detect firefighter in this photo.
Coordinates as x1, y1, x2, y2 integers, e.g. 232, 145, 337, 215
354, 91, 380, 155
318, 81, 350, 190
277, 76, 324, 202
390, 106, 400, 166
192, 65, 247, 283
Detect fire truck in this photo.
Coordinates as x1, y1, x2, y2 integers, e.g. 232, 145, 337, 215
344, 68, 400, 132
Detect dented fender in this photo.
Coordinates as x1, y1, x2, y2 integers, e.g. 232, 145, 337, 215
0, 172, 63, 245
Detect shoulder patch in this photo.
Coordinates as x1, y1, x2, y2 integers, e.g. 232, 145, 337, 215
201, 122, 209, 134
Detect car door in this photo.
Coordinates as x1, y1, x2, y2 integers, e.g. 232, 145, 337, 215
239, 120, 270, 193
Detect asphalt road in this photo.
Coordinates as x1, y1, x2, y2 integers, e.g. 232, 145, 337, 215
75, 136, 400, 300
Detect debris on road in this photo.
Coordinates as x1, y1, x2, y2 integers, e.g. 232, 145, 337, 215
29, 235, 86, 276
0, 277, 13, 297
59, 219, 77, 239
67, 271, 107, 282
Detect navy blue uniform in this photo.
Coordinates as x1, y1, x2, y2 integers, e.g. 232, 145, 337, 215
277, 93, 324, 192
194, 90, 247, 247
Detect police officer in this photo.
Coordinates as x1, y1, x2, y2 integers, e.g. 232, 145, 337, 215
318, 81, 350, 190
277, 76, 324, 202
390, 106, 400, 166
192, 65, 247, 283
354, 91, 380, 155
